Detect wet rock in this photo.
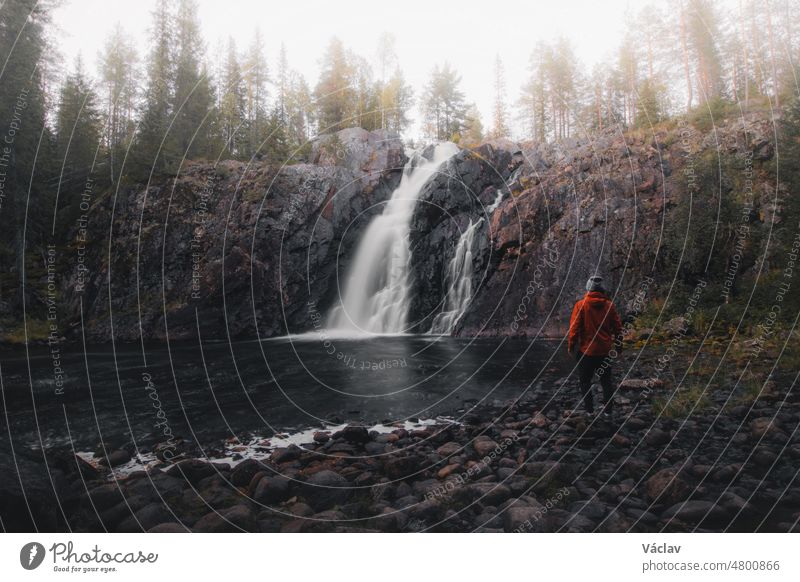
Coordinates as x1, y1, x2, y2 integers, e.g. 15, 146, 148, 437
148, 522, 188, 533
626, 508, 660, 525
522, 461, 576, 492
50, 452, 105, 481
129, 471, 185, 498
750, 417, 783, 439
231, 459, 265, 488
99, 495, 151, 529
569, 500, 607, 521
598, 509, 633, 532
473, 437, 499, 458
383, 456, 419, 480
504, 504, 546, 532
166, 459, 216, 484
644, 428, 671, 446
560, 513, 597, 532
333, 425, 371, 444
531, 412, 549, 428
253, 476, 291, 505
719, 492, 753, 516
436, 442, 461, 457
364, 442, 387, 455
117, 502, 174, 532
646, 468, 692, 505
88, 484, 125, 511
455, 483, 511, 506
301, 470, 351, 510
408, 498, 445, 522
437, 464, 461, 479
288, 502, 314, 518
271, 445, 303, 464
100, 450, 131, 467
662, 501, 727, 524
193, 504, 256, 532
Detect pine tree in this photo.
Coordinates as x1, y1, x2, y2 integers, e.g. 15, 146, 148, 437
172, 0, 215, 162
55, 55, 102, 208
285, 71, 314, 156
519, 42, 550, 142
242, 28, 269, 158
635, 77, 662, 127
491, 55, 510, 138
375, 32, 398, 130
219, 38, 246, 158
618, 34, 638, 127
0, 0, 54, 309
421, 62, 467, 141
687, 0, 723, 104
383, 67, 413, 134
349, 52, 379, 130
135, 0, 175, 175
276, 42, 289, 126
98, 24, 138, 183
587, 64, 609, 130
460, 105, 484, 147
314, 37, 356, 133
547, 38, 579, 139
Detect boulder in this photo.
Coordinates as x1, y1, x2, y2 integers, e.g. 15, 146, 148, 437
117, 503, 173, 532
436, 442, 461, 457
99, 450, 131, 467
332, 425, 371, 444
504, 503, 546, 532
646, 468, 692, 505
193, 504, 256, 532
166, 459, 216, 484
271, 446, 303, 464
300, 470, 351, 511
253, 476, 291, 505
473, 437, 499, 458
662, 501, 727, 523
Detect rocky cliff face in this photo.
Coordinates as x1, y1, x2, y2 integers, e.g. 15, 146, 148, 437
63, 128, 406, 341
58, 113, 778, 343
408, 113, 778, 337
406, 141, 524, 331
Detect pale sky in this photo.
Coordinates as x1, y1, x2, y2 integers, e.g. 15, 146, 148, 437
51, 0, 639, 139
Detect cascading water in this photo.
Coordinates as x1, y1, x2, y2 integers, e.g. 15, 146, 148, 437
428, 218, 483, 335
327, 142, 460, 335
486, 188, 504, 213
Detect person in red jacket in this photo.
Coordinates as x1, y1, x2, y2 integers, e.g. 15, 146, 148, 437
568, 275, 623, 416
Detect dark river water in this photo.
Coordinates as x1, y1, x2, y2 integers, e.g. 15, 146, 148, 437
0, 335, 572, 455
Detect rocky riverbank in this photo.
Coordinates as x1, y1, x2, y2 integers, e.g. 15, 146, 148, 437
5, 345, 798, 533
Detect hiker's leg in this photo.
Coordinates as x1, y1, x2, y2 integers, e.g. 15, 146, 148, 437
577, 354, 595, 413
598, 358, 615, 413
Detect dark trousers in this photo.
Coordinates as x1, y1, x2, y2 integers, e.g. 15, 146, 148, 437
577, 353, 615, 413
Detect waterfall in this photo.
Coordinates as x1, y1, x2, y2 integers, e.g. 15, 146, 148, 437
486, 188, 504, 213
429, 218, 483, 335
327, 142, 460, 335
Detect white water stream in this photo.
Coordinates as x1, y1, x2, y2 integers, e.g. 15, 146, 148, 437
428, 218, 483, 334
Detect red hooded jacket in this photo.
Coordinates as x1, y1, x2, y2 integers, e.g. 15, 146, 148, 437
568, 291, 622, 356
